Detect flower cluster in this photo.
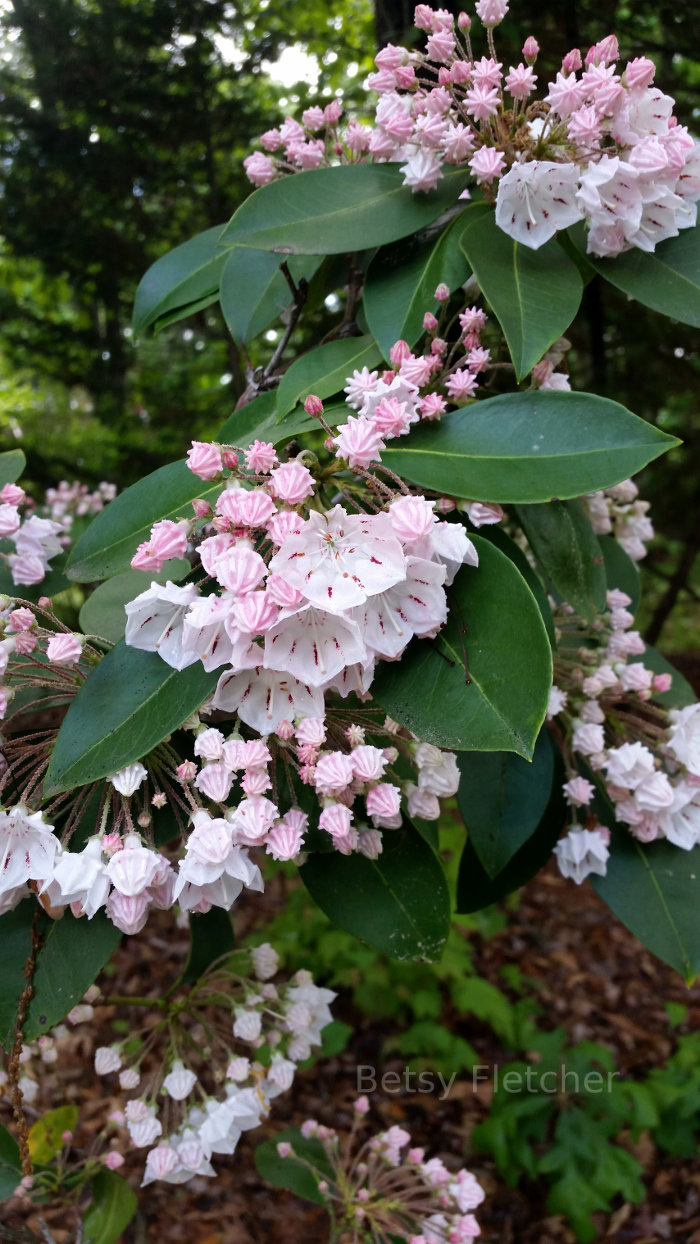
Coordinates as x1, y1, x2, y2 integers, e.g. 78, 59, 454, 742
0, 479, 115, 588
93, 956, 335, 1188
583, 478, 654, 562
277, 1097, 485, 1242
548, 577, 700, 882
242, 3, 700, 258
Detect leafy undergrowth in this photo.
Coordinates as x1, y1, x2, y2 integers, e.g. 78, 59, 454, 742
3, 857, 700, 1244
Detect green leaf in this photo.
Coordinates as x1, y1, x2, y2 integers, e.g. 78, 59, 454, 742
217, 388, 318, 447
28, 1106, 79, 1163
593, 831, 700, 983
476, 525, 555, 648
219, 249, 321, 344
82, 1170, 138, 1244
221, 163, 471, 255
382, 391, 679, 503
67, 460, 223, 583
457, 729, 555, 878
460, 206, 583, 379
456, 744, 566, 913
630, 645, 695, 709
569, 219, 700, 328
0, 904, 37, 1051
78, 560, 190, 644
255, 1128, 334, 1206
0, 1124, 21, 1199
364, 216, 470, 361
0, 449, 26, 489
132, 224, 231, 335
515, 500, 606, 622
373, 536, 552, 758
182, 908, 235, 984
276, 335, 383, 419
24, 911, 121, 1040
44, 643, 217, 796
300, 821, 450, 962
598, 534, 640, 614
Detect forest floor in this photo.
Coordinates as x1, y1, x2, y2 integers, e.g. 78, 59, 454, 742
3, 854, 700, 1244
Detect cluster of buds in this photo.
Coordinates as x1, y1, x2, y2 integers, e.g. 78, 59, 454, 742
0, 479, 115, 588
584, 479, 654, 562
276, 1096, 485, 1242
243, 3, 700, 259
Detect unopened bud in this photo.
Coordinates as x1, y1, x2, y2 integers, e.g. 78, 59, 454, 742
304, 394, 324, 417
222, 450, 239, 469
458, 11, 471, 28
192, 498, 211, 519
522, 36, 539, 63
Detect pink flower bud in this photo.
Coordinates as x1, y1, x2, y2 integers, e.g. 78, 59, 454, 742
624, 56, 656, 91
303, 394, 324, 416
186, 441, 222, 480
366, 782, 402, 828
269, 461, 315, 505
176, 761, 197, 783
46, 633, 83, 666
192, 498, 211, 519
434, 283, 450, 302
457, 11, 471, 28
522, 36, 539, 63
265, 821, 305, 860
222, 450, 239, 469
276, 719, 295, 740
103, 1151, 125, 1170
423, 312, 438, 332
562, 48, 582, 74
389, 339, 411, 367
653, 673, 672, 693
277, 1142, 293, 1157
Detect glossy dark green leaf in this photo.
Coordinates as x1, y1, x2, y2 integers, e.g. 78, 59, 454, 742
78, 560, 190, 644
0, 905, 120, 1049
0, 904, 37, 1051
456, 746, 566, 913
182, 908, 235, 984
255, 1128, 334, 1206
364, 215, 470, 361
372, 537, 552, 759
221, 163, 471, 254
44, 643, 218, 796
0, 449, 26, 489
569, 219, 700, 328
515, 500, 606, 622
592, 831, 700, 983
457, 729, 555, 878
67, 460, 222, 583
300, 822, 450, 962
82, 1170, 138, 1244
476, 525, 555, 648
132, 224, 231, 335
598, 534, 640, 614
0, 1124, 21, 1199
220, 249, 321, 344
276, 335, 382, 418
24, 912, 121, 1041
460, 206, 583, 379
382, 391, 678, 503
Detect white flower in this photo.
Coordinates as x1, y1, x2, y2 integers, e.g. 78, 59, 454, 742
109, 763, 148, 797
667, 704, 700, 777
0, 806, 61, 896
163, 1060, 198, 1101
495, 160, 584, 249
553, 828, 609, 884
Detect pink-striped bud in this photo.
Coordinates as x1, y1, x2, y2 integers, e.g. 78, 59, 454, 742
304, 394, 324, 416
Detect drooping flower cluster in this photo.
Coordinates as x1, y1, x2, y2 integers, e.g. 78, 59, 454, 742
3, 954, 335, 1192
276, 1097, 485, 1242
548, 575, 700, 882
242, 4, 700, 258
